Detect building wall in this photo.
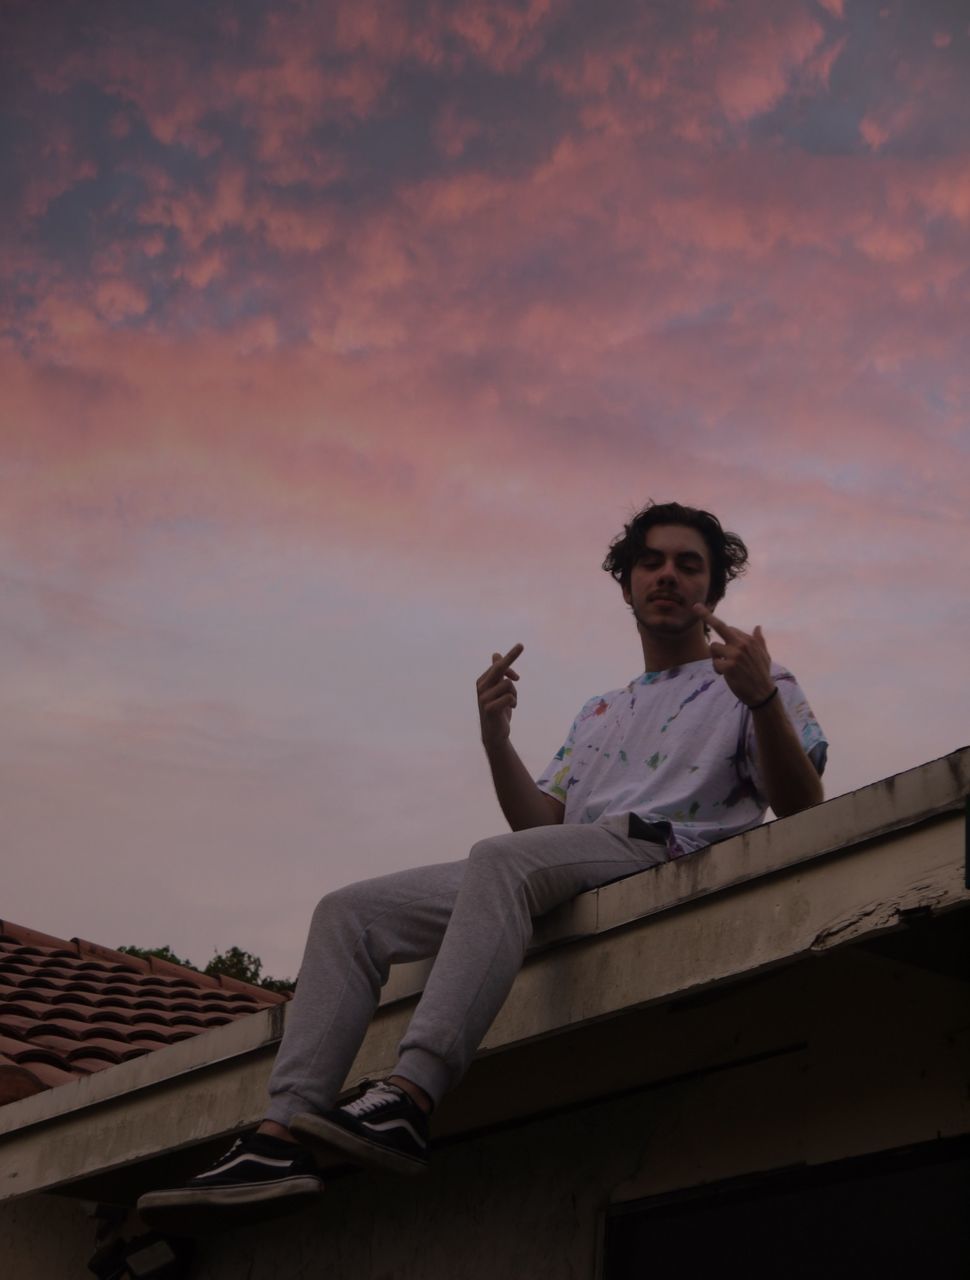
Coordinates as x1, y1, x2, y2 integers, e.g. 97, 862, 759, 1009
0, 1193, 94, 1279
185, 933, 970, 1277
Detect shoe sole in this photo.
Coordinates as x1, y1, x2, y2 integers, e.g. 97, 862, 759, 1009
290, 1111, 428, 1177
137, 1175, 323, 1235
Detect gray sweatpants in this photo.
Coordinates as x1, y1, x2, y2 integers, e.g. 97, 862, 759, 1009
266, 817, 666, 1125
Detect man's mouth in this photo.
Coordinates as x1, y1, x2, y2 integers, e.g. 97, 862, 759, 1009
649, 594, 683, 605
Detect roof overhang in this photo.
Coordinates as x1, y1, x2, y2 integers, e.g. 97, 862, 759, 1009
1, 747, 967, 1203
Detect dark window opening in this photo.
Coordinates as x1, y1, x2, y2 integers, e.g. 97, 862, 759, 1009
604, 1135, 970, 1279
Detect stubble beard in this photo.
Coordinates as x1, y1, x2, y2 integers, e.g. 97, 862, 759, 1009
632, 601, 701, 638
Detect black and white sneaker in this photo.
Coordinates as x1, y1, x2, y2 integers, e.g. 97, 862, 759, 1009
290, 1080, 430, 1176
137, 1133, 323, 1233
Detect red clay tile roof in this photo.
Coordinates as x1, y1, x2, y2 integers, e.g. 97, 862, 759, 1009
0, 920, 289, 1108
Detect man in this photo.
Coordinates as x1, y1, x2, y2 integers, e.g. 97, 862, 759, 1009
139, 501, 826, 1230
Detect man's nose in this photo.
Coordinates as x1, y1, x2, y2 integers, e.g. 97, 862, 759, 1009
656, 561, 677, 583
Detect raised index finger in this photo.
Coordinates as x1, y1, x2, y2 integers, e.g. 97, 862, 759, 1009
692, 603, 733, 640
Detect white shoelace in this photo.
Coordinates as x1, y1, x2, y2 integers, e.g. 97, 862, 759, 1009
343, 1083, 401, 1117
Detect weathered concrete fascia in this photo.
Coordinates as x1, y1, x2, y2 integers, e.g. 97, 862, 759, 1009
385, 746, 970, 998
0, 998, 288, 1141
0, 748, 966, 1200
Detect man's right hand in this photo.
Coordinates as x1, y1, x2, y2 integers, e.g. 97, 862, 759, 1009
477, 644, 564, 829
477, 644, 524, 751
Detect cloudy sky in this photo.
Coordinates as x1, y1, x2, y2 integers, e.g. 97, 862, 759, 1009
3, 0, 968, 980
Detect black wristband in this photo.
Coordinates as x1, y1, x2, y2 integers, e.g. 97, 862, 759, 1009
748, 685, 779, 712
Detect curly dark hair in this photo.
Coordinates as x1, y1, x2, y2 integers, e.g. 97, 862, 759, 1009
602, 501, 749, 607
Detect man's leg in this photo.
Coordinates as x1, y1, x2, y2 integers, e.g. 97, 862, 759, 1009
138, 859, 466, 1227
289, 819, 666, 1168
265, 858, 466, 1127
393, 818, 665, 1102
139, 821, 665, 1224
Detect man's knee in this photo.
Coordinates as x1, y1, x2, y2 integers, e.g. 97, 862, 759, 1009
309, 878, 375, 935
467, 831, 532, 883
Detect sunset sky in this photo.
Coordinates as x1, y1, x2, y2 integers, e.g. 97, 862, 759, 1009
3, 0, 968, 981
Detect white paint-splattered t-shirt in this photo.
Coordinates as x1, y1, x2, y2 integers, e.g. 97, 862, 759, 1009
536, 659, 827, 858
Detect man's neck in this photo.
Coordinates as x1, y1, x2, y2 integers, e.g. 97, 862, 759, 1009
638, 625, 711, 672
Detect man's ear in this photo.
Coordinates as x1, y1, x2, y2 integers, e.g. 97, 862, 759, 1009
621, 581, 632, 607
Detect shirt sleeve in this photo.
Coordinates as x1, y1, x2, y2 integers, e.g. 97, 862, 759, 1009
743, 667, 828, 801
536, 700, 593, 802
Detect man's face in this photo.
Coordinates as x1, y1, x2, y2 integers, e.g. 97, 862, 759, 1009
622, 524, 713, 635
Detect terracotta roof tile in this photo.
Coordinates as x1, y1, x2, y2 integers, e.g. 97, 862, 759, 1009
30, 1032, 90, 1056
41, 1018, 95, 1039
43, 999, 98, 1017
0, 919, 290, 1106
1, 998, 50, 1020
0, 1058, 78, 1103
0, 1014, 39, 1037
128, 1029, 170, 1045
14, 1047, 67, 1069
68, 1055, 117, 1074
23, 1058, 78, 1085
0, 1033, 32, 1058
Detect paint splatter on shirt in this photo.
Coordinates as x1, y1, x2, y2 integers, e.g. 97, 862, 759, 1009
536, 659, 827, 857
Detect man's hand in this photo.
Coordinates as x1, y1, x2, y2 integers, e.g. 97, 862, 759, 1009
692, 604, 775, 708
693, 603, 822, 816
476, 643, 564, 828
477, 644, 524, 751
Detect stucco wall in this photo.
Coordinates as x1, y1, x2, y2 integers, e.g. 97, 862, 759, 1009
0, 1193, 94, 1279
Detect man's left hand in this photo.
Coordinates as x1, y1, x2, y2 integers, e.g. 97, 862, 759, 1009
693, 603, 775, 709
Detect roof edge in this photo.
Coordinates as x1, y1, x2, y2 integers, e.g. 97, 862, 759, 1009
0, 920, 286, 1004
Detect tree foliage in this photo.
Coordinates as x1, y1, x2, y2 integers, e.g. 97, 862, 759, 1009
117, 943, 294, 993
118, 944, 195, 968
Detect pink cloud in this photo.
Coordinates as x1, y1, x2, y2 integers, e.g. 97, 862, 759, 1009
919, 165, 970, 222
433, 103, 485, 159
714, 9, 826, 122
805, 32, 847, 86
441, 0, 564, 73
854, 222, 926, 263
4, 0, 967, 584
93, 278, 150, 324
542, 0, 845, 148
176, 247, 228, 290
22, 153, 98, 223
859, 114, 892, 150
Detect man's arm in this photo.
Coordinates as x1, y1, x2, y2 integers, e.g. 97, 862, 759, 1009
693, 605, 824, 819
748, 693, 824, 817
477, 646, 566, 830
